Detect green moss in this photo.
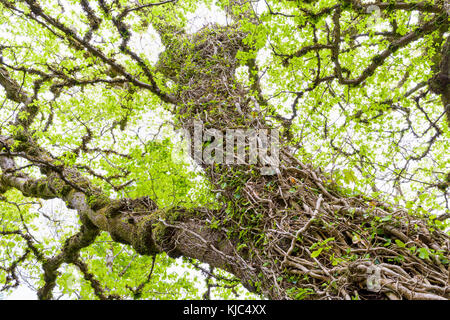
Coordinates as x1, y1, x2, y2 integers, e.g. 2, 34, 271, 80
87, 193, 111, 211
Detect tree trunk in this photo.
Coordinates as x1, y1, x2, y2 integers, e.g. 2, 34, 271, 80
147, 23, 450, 299
0, 0, 448, 300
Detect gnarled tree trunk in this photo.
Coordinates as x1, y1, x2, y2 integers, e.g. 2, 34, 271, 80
0, 0, 449, 300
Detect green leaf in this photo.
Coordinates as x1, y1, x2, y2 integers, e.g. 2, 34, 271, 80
395, 239, 405, 248
417, 248, 429, 260
311, 248, 323, 258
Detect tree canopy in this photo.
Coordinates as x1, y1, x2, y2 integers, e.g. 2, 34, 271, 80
0, 0, 449, 300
